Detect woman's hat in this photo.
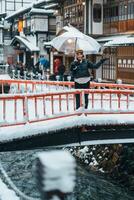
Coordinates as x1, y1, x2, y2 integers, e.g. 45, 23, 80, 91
76, 49, 83, 54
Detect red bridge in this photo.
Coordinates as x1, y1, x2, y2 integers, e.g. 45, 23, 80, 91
0, 79, 134, 151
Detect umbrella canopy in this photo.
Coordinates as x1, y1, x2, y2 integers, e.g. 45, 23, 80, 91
50, 30, 101, 55
57, 24, 82, 36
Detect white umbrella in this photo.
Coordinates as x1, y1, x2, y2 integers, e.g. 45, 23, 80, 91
51, 30, 101, 55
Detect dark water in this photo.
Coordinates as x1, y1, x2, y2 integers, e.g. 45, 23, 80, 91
0, 149, 133, 200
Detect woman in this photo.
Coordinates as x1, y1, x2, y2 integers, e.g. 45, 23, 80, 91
70, 49, 108, 109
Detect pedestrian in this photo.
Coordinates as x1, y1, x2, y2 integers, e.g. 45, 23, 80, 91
70, 49, 108, 109
58, 63, 65, 81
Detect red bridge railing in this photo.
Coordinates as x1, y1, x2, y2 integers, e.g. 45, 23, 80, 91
0, 89, 134, 127
1, 79, 134, 94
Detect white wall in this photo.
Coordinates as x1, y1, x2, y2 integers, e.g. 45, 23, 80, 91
87, 0, 103, 35
92, 0, 103, 35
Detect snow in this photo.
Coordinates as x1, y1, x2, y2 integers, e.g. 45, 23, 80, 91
11, 36, 39, 52
0, 179, 19, 200
0, 80, 134, 143
6, 0, 55, 21
30, 8, 54, 14
0, 114, 134, 142
0, 74, 11, 80
6, 4, 33, 20
104, 36, 134, 47
37, 151, 76, 193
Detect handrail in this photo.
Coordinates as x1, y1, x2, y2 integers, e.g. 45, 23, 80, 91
1, 79, 134, 94
0, 89, 134, 127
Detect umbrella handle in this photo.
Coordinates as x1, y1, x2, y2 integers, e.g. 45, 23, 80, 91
75, 37, 78, 53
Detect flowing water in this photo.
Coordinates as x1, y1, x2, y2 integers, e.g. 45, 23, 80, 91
0, 148, 133, 200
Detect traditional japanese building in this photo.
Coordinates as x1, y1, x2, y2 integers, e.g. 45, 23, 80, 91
5, 2, 56, 68
57, 0, 134, 83
100, 0, 134, 83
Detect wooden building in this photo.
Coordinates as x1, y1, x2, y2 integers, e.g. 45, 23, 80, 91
57, 0, 134, 83
102, 0, 134, 83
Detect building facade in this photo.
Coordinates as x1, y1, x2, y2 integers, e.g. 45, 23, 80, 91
0, 0, 32, 14
102, 0, 134, 83
6, 6, 56, 68
0, 0, 33, 64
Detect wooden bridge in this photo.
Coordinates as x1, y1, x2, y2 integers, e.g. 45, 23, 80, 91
0, 79, 134, 151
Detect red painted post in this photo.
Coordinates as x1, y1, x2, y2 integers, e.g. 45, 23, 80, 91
126, 94, 129, 110
43, 97, 46, 116
101, 93, 103, 109
110, 93, 112, 110
23, 96, 28, 122
73, 94, 75, 111
51, 95, 54, 115
92, 93, 94, 109
14, 99, 17, 121
66, 93, 69, 111
3, 100, 6, 121
59, 95, 62, 112
35, 97, 38, 118
118, 93, 121, 109
80, 91, 85, 108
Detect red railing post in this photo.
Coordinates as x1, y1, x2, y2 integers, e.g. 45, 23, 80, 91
3, 100, 6, 122
23, 96, 28, 123
80, 90, 85, 109
110, 93, 112, 110
126, 94, 129, 110
59, 95, 62, 112
92, 93, 94, 109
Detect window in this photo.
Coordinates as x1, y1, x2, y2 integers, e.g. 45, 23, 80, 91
93, 4, 102, 23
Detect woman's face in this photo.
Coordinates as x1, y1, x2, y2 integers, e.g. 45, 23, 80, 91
76, 53, 83, 61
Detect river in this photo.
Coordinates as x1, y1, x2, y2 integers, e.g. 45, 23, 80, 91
0, 148, 133, 200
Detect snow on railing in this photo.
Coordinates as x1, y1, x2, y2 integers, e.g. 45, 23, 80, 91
0, 79, 74, 94
0, 89, 134, 127
1, 79, 134, 94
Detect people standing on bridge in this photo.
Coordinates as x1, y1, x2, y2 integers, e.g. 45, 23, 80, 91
70, 49, 108, 109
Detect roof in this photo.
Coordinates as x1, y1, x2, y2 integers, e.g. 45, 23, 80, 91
30, 8, 54, 15
6, 0, 57, 21
97, 34, 132, 43
104, 35, 134, 47
11, 36, 40, 52
5, 4, 33, 21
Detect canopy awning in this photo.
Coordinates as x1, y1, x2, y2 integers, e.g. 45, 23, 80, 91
11, 36, 40, 52
103, 35, 134, 47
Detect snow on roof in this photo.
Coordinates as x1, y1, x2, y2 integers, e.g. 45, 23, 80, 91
6, 0, 56, 21
97, 34, 132, 43
5, 3, 33, 21
104, 35, 134, 47
11, 36, 39, 52
35, 0, 57, 6
44, 3, 58, 9
30, 8, 54, 14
